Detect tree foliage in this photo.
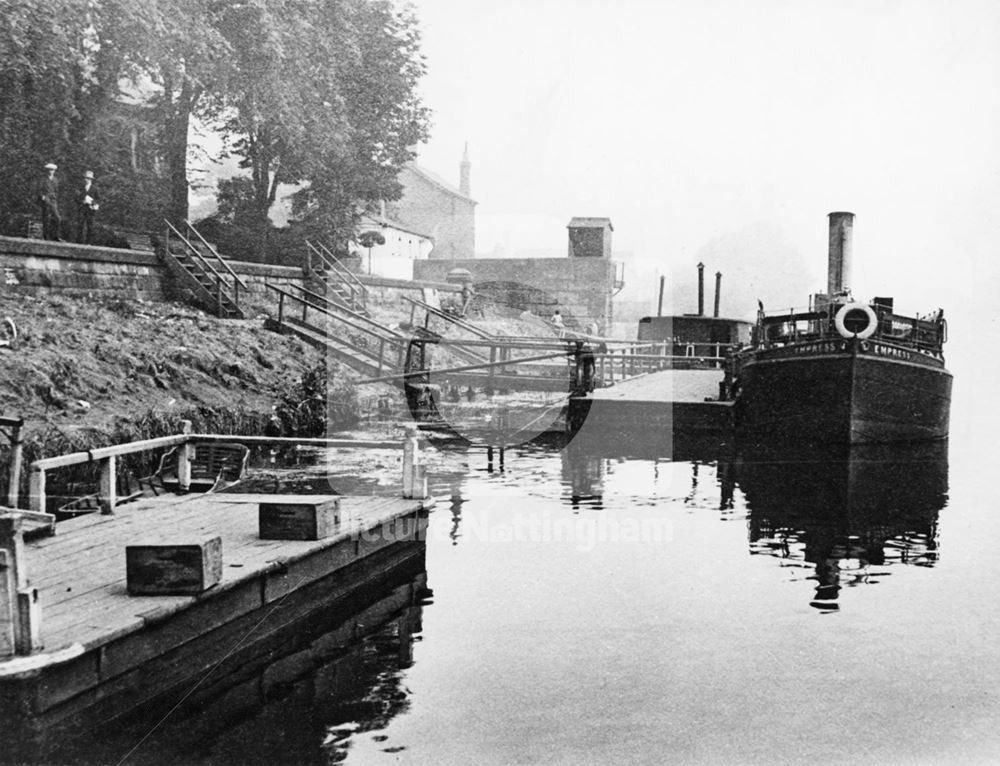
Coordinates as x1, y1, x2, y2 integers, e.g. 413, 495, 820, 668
214, 0, 431, 242
0, 0, 430, 249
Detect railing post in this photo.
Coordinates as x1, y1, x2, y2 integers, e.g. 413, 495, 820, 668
177, 420, 193, 492
0, 516, 40, 656
402, 426, 427, 499
487, 346, 497, 395
216, 277, 223, 317
7, 422, 22, 508
28, 467, 45, 513
234, 279, 240, 310
278, 291, 285, 327
378, 338, 386, 375
0, 549, 14, 657
99, 455, 117, 514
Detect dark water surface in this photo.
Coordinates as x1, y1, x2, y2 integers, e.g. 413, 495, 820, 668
41, 407, 1000, 765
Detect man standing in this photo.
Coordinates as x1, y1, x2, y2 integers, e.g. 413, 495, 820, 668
75, 170, 99, 244
37, 162, 61, 241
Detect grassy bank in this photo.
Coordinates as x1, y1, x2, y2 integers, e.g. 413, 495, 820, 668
0, 291, 392, 502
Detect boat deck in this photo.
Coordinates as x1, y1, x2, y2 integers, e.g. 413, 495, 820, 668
569, 368, 734, 445
1, 490, 431, 738
24, 492, 424, 656
587, 367, 725, 404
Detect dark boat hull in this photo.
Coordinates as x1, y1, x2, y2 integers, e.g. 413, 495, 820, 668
734, 338, 952, 444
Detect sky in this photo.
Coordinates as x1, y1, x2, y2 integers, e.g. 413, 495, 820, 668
409, 0, 1000, 337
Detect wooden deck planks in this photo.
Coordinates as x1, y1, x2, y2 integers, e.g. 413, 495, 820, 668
588, 368, 724, 403
22, 492, 428, 656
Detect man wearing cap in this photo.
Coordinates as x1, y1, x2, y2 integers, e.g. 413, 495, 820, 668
75, 170, 100, 244
36, 163, 61, 241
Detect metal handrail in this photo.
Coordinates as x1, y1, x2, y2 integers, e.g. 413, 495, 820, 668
315, 241, 370, 296
267, 284, 409, 367
164, 221, 228, 286
305, 240, 370, 309
282, 283, 408, 341
183, 220, 249, 289
401, 294, 495, 339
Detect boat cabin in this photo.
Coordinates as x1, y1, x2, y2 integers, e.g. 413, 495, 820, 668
754, 296, 946, 354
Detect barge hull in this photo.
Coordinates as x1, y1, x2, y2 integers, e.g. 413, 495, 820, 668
735, 342, 952, 444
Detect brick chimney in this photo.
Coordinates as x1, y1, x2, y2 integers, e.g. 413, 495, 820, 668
459, 142, 471, 197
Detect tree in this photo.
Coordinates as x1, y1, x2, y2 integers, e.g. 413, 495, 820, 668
114, 0, 232, 224
0, 1, 97, 228
214, 0, 431, 240
357, 229, 386, 274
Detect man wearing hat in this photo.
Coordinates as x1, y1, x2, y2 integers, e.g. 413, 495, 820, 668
36, 162, 61, 241
75, 170, 100, 245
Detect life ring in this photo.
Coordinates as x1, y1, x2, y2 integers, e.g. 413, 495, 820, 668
834, 303, 877, 340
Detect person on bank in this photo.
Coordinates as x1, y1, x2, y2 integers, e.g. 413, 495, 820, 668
550, 309, 565, 338
37, 162, 61, 241
75, 170, 100, 244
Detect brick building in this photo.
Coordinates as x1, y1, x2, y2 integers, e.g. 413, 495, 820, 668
384, 145, 476, 260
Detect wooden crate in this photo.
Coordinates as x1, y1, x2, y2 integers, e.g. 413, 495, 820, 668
259, 497, 341, 541
126, 536, 223, 596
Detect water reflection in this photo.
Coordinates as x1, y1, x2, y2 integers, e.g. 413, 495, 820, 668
25, 545, 429, 766
728, 441, 949, 611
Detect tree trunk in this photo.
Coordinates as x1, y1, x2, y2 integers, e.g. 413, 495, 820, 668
165, 80, 196, 226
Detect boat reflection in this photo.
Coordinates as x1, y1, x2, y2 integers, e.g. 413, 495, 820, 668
727, 441, 949, 611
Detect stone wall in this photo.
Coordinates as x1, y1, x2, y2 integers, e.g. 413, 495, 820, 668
0, 235, 308, 308
0, 236, 471, 325
414, 257, 617, 332
0, 235, 168, 301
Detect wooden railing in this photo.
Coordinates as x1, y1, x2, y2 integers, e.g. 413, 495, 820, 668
27, 426, 428, 515
5, 427, 428, 658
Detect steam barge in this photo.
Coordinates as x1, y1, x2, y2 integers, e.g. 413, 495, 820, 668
727, 212, 952, 444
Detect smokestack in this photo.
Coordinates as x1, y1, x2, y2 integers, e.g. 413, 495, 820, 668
697, 262, 705, 316
657, 275, 665, 317
459, 142, 471, 197
827, 212, 854, 295
714, 271, 722, 318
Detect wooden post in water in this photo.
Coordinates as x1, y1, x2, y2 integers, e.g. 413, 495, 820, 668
402, 426, 426, 499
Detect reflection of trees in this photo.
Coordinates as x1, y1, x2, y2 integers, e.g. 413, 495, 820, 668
728, 441, 949, 611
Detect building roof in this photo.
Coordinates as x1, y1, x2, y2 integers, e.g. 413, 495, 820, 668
358, 211, 433, 241
567, 217, 613, 230
404, 162, 476, 203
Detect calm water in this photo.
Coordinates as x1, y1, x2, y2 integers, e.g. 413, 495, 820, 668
40, 394, 1000, 765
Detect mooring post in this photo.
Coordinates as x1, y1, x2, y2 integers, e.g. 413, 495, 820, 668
177, 420, 193, 492
0, 515, 40, 655
401, 426, 426, 499
28, 466, 45, 513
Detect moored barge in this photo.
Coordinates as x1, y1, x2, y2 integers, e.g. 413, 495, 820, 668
727, 212, 952, 444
